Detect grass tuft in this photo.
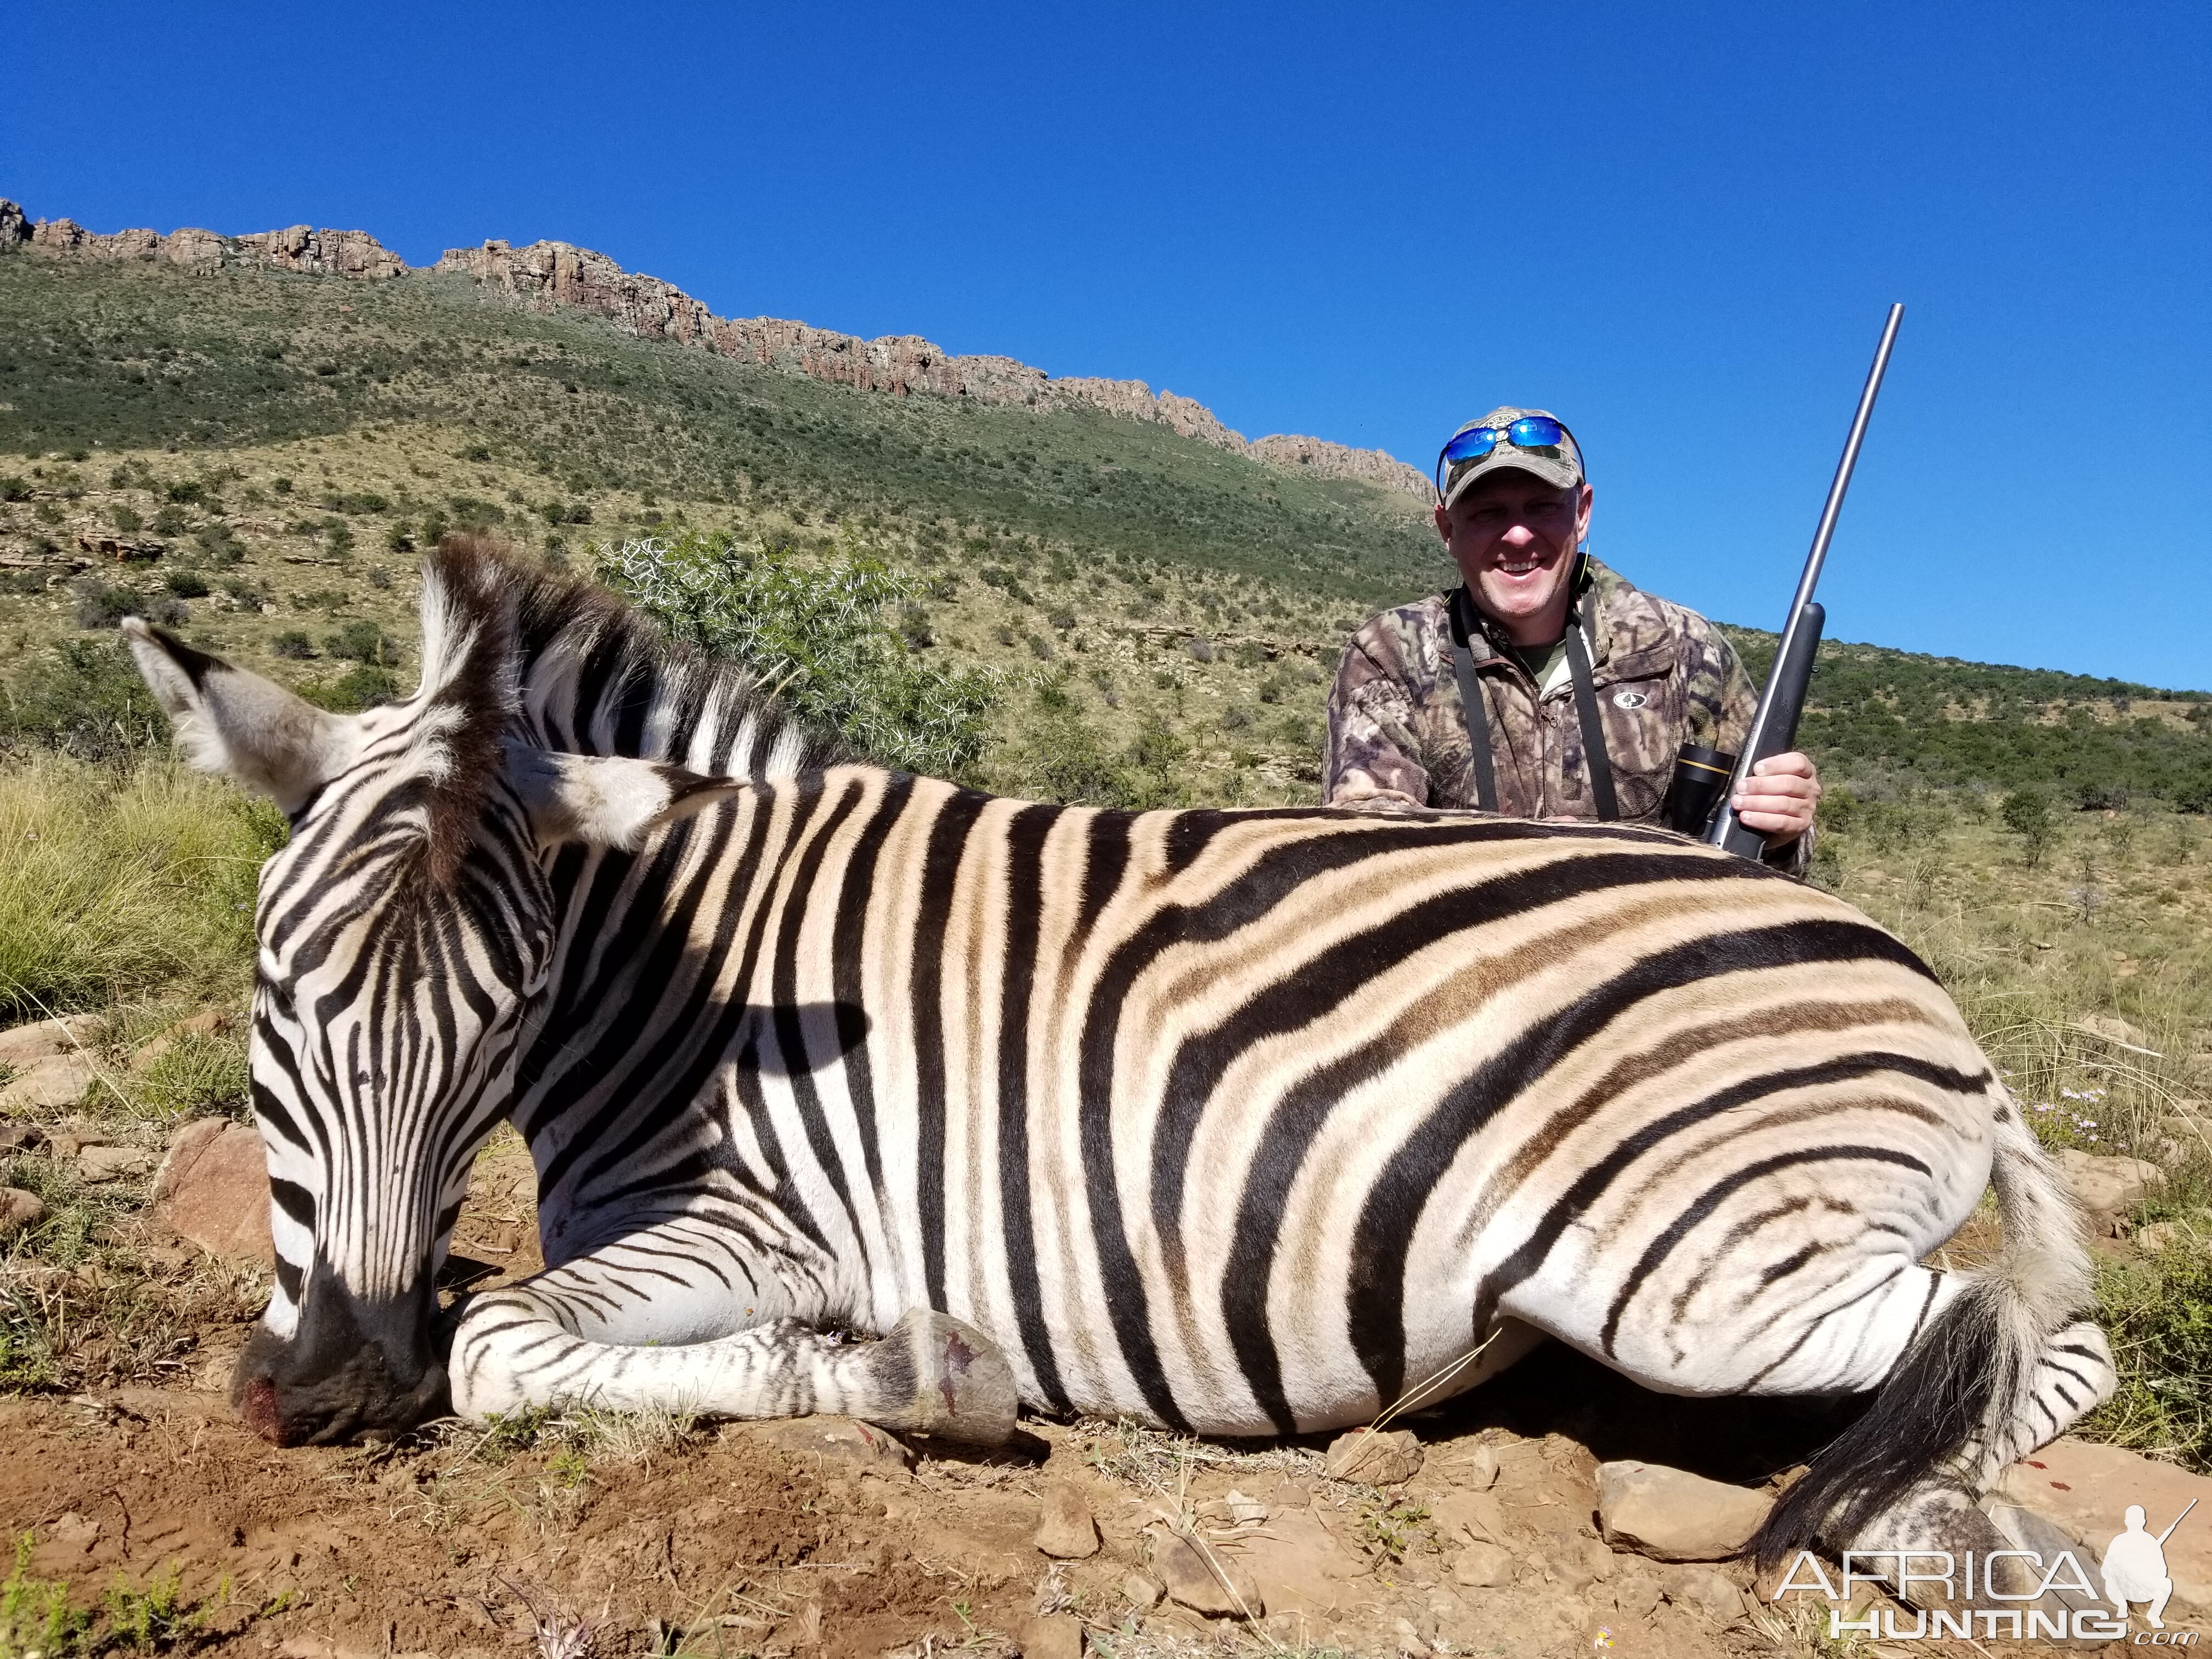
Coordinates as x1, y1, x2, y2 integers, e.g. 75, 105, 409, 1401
0, 757, 281, 1025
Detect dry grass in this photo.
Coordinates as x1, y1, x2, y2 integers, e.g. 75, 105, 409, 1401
0, 755, 279, 1025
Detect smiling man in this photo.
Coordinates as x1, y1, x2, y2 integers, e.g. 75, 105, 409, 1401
1324, 406, 1819, 870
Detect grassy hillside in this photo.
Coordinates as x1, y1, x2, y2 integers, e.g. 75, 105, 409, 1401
1, 244, 2207, 814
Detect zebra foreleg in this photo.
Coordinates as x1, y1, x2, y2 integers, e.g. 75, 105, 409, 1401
449, 1292, 1019, 1444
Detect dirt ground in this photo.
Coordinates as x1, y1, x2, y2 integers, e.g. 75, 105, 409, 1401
0, 1135, 2155, 1659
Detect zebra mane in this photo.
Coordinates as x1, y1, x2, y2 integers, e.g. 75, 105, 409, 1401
411, 538, 839, 871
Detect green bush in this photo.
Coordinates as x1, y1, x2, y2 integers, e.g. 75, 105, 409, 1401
2089, 1243, 2212, 1471
599, 531, 1000, 778
2, 639, 171, 760
324, 620, 399, 664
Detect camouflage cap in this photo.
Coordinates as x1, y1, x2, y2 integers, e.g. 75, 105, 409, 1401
1438, 405, 1585, 507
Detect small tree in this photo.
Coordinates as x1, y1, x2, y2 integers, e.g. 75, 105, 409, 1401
2001, 787, 2057, 868
597, 531, 1000, 781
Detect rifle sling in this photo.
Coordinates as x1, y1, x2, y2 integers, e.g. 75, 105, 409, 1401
1562, 610, 1620, 821
1447, 590, 1499, 814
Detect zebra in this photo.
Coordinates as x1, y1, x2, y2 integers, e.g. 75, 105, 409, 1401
123, 538, 2112, 1590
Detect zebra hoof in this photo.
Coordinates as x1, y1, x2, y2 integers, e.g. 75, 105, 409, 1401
864, 1309, 1019, 1447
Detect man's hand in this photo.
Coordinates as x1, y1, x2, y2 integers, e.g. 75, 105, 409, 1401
1732, 751, 1821, 847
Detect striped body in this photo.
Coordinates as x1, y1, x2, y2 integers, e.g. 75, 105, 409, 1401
496, 765, 1994, 1435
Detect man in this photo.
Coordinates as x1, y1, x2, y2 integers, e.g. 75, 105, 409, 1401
1325, 407, 1819, 870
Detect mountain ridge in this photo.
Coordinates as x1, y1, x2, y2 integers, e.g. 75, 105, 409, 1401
0, 198, 1432, 501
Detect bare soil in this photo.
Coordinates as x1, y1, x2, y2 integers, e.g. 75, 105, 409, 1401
0, 1136, 2128, 1658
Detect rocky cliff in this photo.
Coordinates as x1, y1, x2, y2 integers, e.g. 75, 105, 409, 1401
1, 200, 1431, 500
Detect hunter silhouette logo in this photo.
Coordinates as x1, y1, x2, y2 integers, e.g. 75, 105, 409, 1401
2104, 1499, 2196, 1630
1770, 1494, 2200, 1644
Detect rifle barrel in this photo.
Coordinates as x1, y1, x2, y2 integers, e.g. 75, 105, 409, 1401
1706, 302, 1904, 855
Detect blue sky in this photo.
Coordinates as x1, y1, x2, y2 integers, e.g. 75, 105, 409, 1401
7, 2, 2208, 687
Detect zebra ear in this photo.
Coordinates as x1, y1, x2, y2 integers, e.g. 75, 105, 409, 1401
122, 618, 362, 814
502, 745, 747, 850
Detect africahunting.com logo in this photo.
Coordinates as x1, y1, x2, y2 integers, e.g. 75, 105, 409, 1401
1769, 1498, 2198, 1644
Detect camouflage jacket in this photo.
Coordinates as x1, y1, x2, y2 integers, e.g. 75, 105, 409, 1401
1324, 558, 1810, 873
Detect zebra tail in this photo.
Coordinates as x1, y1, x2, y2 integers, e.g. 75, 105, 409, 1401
1752, 1088, 2094, 1570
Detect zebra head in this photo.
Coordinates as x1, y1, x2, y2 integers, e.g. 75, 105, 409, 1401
123, 550, 742, 1443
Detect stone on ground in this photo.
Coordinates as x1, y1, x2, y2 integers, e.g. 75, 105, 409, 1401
1032, 1483, 1099, 1558
2079, 1014, 2152, 1049
151, 1119, 275, 1266
1660, 1564, 1747, 1624
77, 1143, 153, 1183
128, 1007, 232, 1073
742, 1414, 914, 1474
0, 1186, 47, 1238
1598, 1459, 1772, 1561
2055, 1148, 2164, 1217
1149, 1526, 1265, 1618
1429, 1487, 1510, 1548
0, 1052, 97, 1110
1121, 1573, 1161, 1611
1324, 1426, 1424, 1485
0, 1013, 105, 1068
0, 1122, 42, 1152
1019, 1613, 1082, 1659
1990, 1436, 2212, 1611
1450, 1541, 1516, 1588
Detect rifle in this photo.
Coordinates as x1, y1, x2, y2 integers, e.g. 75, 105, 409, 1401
1666, 303, 1905, 857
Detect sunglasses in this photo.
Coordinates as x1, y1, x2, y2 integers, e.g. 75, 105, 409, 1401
1435, 415, 1580, 495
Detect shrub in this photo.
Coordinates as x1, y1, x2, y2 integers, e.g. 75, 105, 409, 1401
2001, 787, 2058, 867
109, 503, 143, 533
270, 631, 315, 659
324, 620, 399, 664
162, 569, 209, 599
151, 504, 188, 537
597, 531, 1000, 778
72, 580, 180, 631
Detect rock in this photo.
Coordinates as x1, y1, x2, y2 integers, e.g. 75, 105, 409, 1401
0, 1053, 97, 1110
742, 1414, 913, 1474
1989, 1436, 2212, 1611
1324, 1427, 1424, 1485
1389, 1615, 1430, 1653
2079, 1014, 2153, 1050
0, 1187, 47, 1238
2055, 1148, 2164, 1216
0, 1122, 43, 1152
0, 1013, 105, 1068
1238, 1507, 1369, 1617
1543, 1536, 1616, 1592
1612, 1571, 1663, 1620
1150, 1528, 1265, 1619
1121, 1574, 1161, 1611
45, 1128, 109, 1159
1033, 1484, 1099, 1559
77, 1144, 153, 1183
1210, 1488, 1268, 1527
1451, 1542, 1516, 1588
1598, 1460, 1772, 1561
1019, 1613, 1082, 1659
1429, 1488, 1510, 1548
1453, 1443, 1500, 1490
128, 1008, 233, 1073
1660, 1564, 1747, 1625
2136, 1221, 2199, 1254
150, 1119, 275, 1267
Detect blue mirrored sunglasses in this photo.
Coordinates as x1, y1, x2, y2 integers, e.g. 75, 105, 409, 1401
1435, 415, 1578, 495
